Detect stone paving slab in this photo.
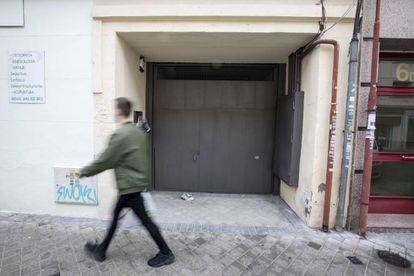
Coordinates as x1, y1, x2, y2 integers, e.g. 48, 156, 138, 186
122, 193, 297, 229
0, 212, 413, 276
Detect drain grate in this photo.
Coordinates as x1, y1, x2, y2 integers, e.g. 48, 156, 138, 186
347, 256, 363, 264
307, 241, 322, 250
377, 250, 411, 268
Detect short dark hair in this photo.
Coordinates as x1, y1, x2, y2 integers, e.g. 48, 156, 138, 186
115, 97, 132, 117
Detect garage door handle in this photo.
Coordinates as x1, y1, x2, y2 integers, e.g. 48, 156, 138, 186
193, 152, 199, 162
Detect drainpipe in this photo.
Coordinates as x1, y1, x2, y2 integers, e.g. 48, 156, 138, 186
359, 0, 381, 237
306, 40, 340, 232
335, 0, 363, 230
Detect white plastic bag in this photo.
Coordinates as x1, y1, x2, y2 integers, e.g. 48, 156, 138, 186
142, 192, 156, 216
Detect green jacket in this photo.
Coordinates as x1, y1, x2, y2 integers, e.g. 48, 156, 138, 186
80, 122, 149, 195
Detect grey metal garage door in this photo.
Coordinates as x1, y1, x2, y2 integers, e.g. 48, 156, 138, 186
153, 68, 276, 194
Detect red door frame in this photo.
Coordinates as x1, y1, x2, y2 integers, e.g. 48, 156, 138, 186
368, 52, 414, 214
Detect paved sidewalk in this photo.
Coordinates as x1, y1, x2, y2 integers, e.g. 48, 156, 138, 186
0, 212, 413, 276
121, 192, 302, 232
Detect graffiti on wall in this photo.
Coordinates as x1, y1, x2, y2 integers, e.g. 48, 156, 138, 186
54, 167, 98, 205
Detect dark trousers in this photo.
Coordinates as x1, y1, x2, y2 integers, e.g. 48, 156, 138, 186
98, 192, 171, 254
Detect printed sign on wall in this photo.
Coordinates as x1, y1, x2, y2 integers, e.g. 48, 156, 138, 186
54, 167, 98, 205
9, 51, 45, 104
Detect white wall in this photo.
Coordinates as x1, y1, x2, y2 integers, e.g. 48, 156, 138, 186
116, 36, 146, 115
93, 0, 356, 21
0, 0, 97, 217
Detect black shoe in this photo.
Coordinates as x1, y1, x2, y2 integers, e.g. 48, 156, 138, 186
84, 241, 106, 262
147, 251, 175, 268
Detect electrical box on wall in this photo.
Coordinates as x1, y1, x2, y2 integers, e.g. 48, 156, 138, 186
273, 91, 304, 186
134, 111, 143, 124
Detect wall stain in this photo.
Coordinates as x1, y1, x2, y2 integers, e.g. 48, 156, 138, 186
304, 191, 313, 219
318, 183, 326, 193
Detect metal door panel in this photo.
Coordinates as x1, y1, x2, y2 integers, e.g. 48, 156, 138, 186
158, 80, 185, 109
154, 73, 276, 194
228, 110, 252, 193
154, 81, 199, 191
204, 82, 222, 108
184, 80, 204, 109
199, 109, 233, 192
255, 81, 277, 109
273, 91, 304, 186
220, 81, 239, 108
237, 81, 256, 109
198, 81, 276, 194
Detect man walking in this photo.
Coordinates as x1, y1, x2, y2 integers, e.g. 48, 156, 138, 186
80, 97, 174, 268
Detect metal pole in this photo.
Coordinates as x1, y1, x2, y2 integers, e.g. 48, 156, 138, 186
359, 0, 381, 237
335, 0, 362, 230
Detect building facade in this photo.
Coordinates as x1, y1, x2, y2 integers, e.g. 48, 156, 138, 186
348, 0, 414, 230
2, 0, 411, 231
